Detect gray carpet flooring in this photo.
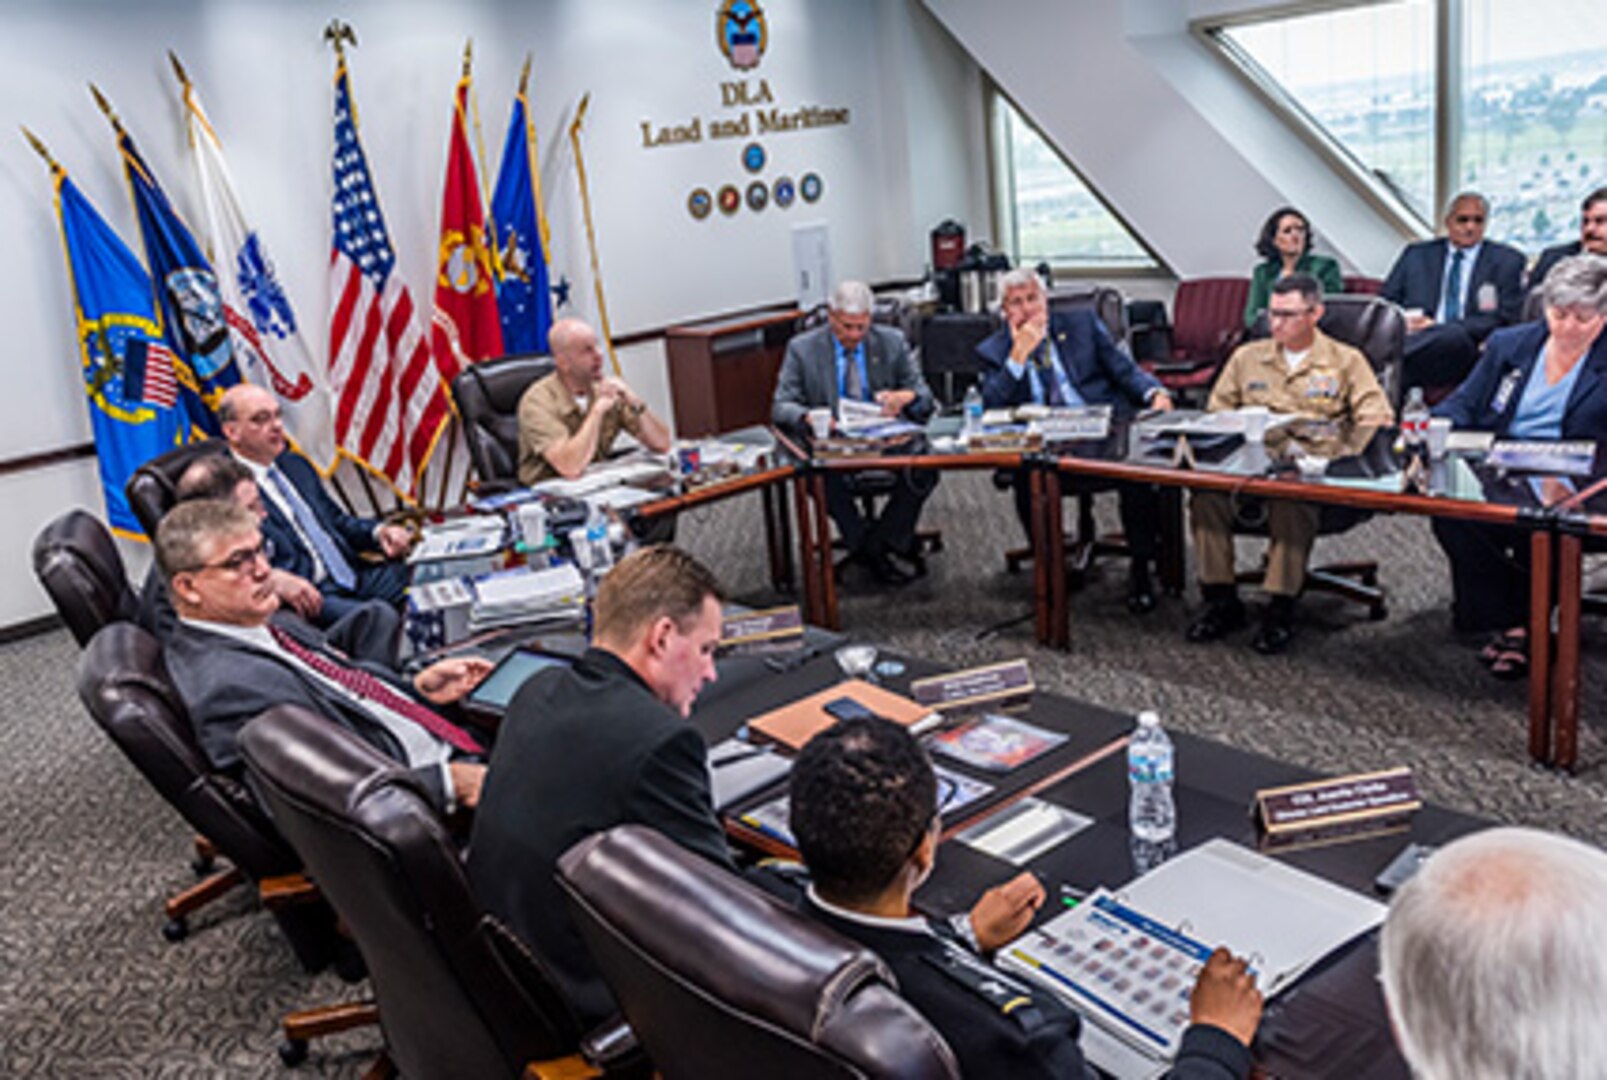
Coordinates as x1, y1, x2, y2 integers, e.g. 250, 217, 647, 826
5, 471, 1605, 1076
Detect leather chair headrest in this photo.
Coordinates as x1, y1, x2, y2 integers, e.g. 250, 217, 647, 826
34, 509, 139, 646
559, 825, 894, 1039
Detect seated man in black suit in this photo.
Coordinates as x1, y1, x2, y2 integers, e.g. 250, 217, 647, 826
1381, 191, 1526, 390
772, 280, 938, 586
137, 454, 398, 662
468, 546, 733, 1027
786, 717, 1260, 1079
1528, 185, 1607, 290
977, 268, 1174, 611
220, 383, 413, 620
157, 499, 490, 812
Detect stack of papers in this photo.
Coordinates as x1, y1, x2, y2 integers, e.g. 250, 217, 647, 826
467, 564, 585, 631
531, 454, 673, 498
409, 515, 507, 563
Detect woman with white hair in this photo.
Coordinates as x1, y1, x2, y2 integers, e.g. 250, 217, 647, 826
1430, 254, 1607, 678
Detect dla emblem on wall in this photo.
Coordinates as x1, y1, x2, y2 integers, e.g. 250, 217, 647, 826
716, 0, 767, 70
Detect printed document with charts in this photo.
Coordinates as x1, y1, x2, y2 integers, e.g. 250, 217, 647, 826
999, 839, 1384, 1078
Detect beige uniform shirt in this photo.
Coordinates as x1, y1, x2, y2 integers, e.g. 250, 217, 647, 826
516, 372, 643, 486
1207, 329, 1395, 426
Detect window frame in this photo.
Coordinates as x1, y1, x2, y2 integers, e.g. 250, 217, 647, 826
985, 80, 1168, 279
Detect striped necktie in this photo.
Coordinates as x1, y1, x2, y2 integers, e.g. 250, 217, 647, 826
266, 465, 358, 591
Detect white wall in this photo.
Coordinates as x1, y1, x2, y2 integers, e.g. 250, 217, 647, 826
0, 0, 987, 626
922, 0, 1417, 279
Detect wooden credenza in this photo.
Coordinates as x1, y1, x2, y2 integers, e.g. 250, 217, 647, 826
665, 307, 799, 438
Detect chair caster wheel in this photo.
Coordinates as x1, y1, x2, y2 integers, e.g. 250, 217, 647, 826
162, 917, 189, 942
1368, 604, 1388, 622
279, 1039, 309, 1067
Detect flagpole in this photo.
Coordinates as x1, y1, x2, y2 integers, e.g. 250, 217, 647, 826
567, 93, 619, 375
519, 55, 552, 258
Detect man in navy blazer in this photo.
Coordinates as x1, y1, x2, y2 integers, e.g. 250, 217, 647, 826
1382, 191, 1526, 390
1527, 186, 1607, 290
1431, 254, 1607, 654
976, 269, 1173, 611
220, 384, 412, 620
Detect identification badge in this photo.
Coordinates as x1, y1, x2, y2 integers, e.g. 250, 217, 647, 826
1490, 368, 1523, 413
1246, 380, 1269, 392
1477, 282, 1498, 313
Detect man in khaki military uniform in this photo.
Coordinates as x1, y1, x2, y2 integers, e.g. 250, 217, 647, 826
516, 317, 672, 486
1187, 274, 1394, 654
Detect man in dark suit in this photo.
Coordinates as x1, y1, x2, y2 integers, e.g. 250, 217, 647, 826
468, 546, 732, 1027
157, 499, 490, 812
1527, 186, 1607, 290
772, 280, 937, 585
137, 454, 399, 662
977, 268, 1174, 611
220, 384, 412, 619
1381, 191, 1526, 390
784, 717, 1261, 1079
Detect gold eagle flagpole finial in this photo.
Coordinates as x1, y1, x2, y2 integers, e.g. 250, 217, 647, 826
323, 19, 357, 61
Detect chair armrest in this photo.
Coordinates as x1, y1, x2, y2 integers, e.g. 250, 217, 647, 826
259, 873, 321, 909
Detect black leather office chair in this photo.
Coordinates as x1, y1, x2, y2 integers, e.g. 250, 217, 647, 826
32, 510, 141, 647
452, 352, 555, 493
1240, 293, 1408, 618
125, 440, 230, 540
75, 623, 337, 965
240, 704, 633, 1077
559, 825, 960, 1080
1048, 283, 1127, 344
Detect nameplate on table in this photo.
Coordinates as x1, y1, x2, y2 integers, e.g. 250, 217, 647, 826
967, 429, 1042, 452
1486, 439, 1597, 477
1254, 766, 1420, 840
1034, 406, 1111, 444
910, 659, 1034, 714
719, 606, 804, 656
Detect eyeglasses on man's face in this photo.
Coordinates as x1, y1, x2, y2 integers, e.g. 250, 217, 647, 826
188, 540, 270, 576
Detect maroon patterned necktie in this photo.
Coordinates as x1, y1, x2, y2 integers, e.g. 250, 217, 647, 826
269, 625, 484, 754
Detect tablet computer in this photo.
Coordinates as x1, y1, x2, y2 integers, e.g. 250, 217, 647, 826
464, 647, 576, 718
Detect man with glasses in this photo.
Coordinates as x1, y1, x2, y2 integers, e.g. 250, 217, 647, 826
1187, 275, 1394, 654
158, 499, 490, 811
780, 716, 1261, 1079
1382, 191, 1526, 390
220, 383, 414, 619
1528, 186, 1607, 290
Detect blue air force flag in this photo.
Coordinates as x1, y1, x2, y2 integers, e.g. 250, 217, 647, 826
491, 83, 554, 355
53, 171, 184, 537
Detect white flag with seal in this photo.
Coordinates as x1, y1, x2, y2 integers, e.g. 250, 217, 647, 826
179, 65, 339, 471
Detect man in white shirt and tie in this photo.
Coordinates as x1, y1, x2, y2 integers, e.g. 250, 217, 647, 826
1381, 191, 1526, 391
158, 498, 490, 812
219, 384, 413, 619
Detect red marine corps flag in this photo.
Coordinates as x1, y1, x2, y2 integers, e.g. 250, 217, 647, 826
431, 41, 504, 380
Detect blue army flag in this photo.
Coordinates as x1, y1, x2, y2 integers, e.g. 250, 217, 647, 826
490, 58, 554, 355
108, 104, 241, 436
51, 167, 185, 537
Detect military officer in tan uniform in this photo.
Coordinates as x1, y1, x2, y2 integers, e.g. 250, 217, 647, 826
516, 317, 672, 486
1187, 274, 1394, 654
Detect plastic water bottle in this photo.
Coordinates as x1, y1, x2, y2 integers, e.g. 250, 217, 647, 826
962, 384, 984, 439
1128, 711, 1176, 843
585, 504, 614, 576
1401, 386, 1431, 447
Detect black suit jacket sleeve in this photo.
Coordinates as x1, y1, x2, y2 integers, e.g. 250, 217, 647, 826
635, 725, 737, 871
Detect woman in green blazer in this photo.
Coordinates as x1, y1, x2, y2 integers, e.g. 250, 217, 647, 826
1245, 207, 1344, 327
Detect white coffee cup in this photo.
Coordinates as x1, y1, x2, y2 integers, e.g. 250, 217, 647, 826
517, 502, 548, 548
1241, 405, 1270, 442
1427, 417, 1452, 459
807, 407, 832, 439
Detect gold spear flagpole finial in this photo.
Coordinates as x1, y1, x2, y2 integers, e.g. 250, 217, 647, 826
462, 38, 472, 79
518, 54, 532, 97
88, 82, 125, 134
167, 49, 191, 89
323, 19, 357, 61
20, 126, 60, 174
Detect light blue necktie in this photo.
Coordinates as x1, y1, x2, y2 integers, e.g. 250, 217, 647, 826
1444, 249, 1464, 322
267, 466, 357, 590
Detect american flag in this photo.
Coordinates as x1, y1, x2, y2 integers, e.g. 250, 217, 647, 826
328, 61, 450, 497
125, 337, 178, 408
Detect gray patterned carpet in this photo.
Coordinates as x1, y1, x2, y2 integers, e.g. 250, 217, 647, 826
5, 472, 1605, 1076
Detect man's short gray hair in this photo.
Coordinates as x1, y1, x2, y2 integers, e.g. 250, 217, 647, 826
999, 267, 1045, 298
155, 499, 257, 581
1380, 826, 1607, 1080
1444, 190, 1489, 219
828, 280, 874, 316
1540, 254, 1607, 315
